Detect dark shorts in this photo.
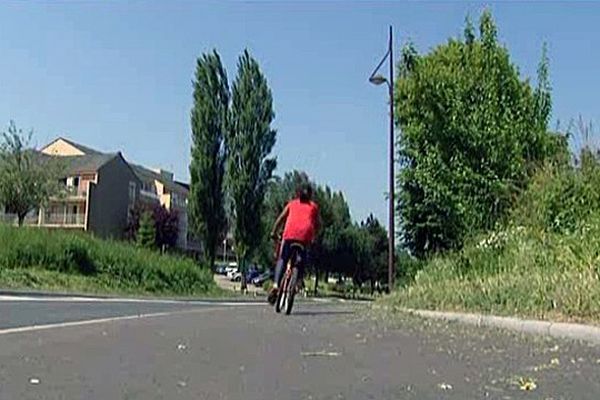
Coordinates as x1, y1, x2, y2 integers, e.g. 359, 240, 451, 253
275, 240, 307, 286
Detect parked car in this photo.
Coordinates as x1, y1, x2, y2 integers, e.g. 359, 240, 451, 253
226, 268, 239, 279
253, 270, 274, 287
229, 268, 260, 283
230, 271, 242, 282
246, 268, 260, 281
224, 262, 238, 276
214, 264, 228, 275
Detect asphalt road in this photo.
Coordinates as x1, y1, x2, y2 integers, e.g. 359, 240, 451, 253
0, 296, 599, 399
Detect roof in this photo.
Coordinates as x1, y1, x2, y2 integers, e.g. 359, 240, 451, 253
175, 181, 190, 191
44, 137, 105, 156
62, 153, 119, 174
131, 164, 187, 194
41, 137, 184, 189
33, 151, 118, 175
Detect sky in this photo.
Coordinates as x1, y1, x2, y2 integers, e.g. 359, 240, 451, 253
1, 1, 599, 226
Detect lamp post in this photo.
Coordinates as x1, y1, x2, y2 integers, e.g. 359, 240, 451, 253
369, 25, 395, 292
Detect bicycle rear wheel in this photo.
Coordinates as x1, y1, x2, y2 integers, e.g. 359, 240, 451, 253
285, 267, 299, 315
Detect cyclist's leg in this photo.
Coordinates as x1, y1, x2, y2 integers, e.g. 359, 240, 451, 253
295, 244, 308, 291
274, 240, 292, 289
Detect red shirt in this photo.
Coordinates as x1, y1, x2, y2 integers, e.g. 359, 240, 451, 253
282, 199, 319, 243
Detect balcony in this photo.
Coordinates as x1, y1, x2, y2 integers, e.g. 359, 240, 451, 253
65, 187, 88, 199
41, 212, 86, 228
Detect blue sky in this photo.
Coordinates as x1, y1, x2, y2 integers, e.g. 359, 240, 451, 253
1, 1, 598, 226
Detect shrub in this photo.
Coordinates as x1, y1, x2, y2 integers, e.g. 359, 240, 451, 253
0, 224, 216, 296
396, 11, 566, 257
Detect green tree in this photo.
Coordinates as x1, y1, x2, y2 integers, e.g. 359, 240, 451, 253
189, 50, 229, 268
358, 214, 388, 290
0, 121, 63, 226
126, 202, 179, 250
395, 10, 566, 258
314, 188, 352, 289
227, 50, 277, 288
137, 211, 156, 249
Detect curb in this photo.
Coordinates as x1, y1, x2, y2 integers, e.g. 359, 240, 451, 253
404, 308, 600, 345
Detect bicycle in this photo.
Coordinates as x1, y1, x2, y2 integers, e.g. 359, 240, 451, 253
273, 238, 304, 315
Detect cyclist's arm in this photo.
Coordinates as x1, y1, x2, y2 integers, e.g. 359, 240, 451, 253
271, 204, 289, 237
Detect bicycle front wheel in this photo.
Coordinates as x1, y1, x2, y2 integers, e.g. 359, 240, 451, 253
275, 275, 288, 313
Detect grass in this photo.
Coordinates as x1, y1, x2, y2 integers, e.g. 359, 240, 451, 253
386, 159, 600, 324
0, 224, 222, 298
386, 222, 600, 323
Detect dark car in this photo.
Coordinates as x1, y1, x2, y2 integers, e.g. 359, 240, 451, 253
246, 269, 260, 282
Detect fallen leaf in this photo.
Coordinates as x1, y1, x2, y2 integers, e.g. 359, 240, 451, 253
177, 381, 187, 388
518, 377, 537, 391
550, 358, 560, 366
438, 382, 453, 391
29, 378, 40, 385
177, 344, 187, 351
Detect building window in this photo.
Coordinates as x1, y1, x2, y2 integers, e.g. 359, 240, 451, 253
129, 181, 137, 201
66, 176, 80, 188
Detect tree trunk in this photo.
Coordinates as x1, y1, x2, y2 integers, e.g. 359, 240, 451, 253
241, 274, 247, 292
240, 258, 248, 293
17, 212, 26, 227
313, 266, 320, 296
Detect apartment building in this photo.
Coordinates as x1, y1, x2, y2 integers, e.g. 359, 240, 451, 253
3, 137, 198, 252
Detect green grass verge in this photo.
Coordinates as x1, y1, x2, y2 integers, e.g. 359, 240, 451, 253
385, 160, 600, 324
385, 220, 600, 324
0, 224, 222, 298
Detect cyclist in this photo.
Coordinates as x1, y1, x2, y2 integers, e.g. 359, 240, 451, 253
268, 182, 319, 305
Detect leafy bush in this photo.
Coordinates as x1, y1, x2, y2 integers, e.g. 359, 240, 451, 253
388, 154, 600, 323
0, 224, 216, 296
511, 152, 600, 233
395, 11, 566, 258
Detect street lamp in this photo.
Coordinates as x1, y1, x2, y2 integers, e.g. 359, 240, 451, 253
369, 25, 395, 292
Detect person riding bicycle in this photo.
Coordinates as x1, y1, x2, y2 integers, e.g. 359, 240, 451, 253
268, 182, 319, 305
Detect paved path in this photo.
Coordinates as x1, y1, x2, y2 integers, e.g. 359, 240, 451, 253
0, 295, 599, 399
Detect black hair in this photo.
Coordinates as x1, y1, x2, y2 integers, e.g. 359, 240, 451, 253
296, 183, 313, 203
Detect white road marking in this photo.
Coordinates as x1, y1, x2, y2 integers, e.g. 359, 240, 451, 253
0, 295, 264, 306
0, 306, 231, 336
